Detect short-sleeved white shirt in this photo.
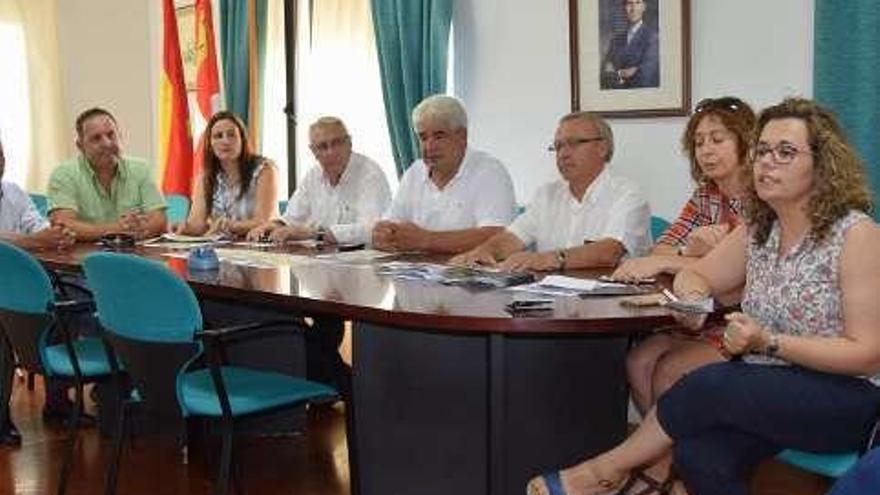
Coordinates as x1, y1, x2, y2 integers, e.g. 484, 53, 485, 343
507, 169, 651, 256
282, 152, 391, 245
386, 148, 516, 230
0, 181, 49, 234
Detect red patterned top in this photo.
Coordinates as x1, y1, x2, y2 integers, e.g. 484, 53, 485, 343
656, 182, 740, 247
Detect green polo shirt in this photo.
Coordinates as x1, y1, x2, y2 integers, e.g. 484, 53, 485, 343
47, 155, 166, 224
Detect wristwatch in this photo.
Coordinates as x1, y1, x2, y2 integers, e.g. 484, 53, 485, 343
765, 333, 781, 356
555, 249, 567, 271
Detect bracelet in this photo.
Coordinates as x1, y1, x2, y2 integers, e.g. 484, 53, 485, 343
764, 333, 781, 356
555, 248, 567, 271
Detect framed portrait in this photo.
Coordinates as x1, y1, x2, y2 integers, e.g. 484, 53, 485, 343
569, 0, 691, 118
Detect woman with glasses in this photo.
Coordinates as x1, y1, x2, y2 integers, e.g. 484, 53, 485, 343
176, 111, 278, 237
528, 98, 880, 495
614, 97, 755, 432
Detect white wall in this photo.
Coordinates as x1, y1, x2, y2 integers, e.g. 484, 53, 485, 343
50, 0, 814, 218
56, 0, 156, 164
454, 0, 814, 220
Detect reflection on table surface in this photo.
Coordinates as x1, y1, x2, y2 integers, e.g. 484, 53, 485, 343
32, 243, 674, 334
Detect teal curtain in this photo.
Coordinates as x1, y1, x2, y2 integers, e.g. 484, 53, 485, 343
371, 0, 453, 175
219, 0, 267, 131
814, 0, 880, 217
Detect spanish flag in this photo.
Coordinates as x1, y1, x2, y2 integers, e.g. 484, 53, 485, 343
158, 0, 194, 197
192, 0, 222, 182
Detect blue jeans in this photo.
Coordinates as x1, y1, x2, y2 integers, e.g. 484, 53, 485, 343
657, 361, 880, 495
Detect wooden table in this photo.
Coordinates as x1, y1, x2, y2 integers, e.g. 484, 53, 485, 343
35, 243, 674, 495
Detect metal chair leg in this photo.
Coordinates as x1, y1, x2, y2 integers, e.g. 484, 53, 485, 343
57, 383, 84, 495
104, 400, 129, 495
215, 421, 233, 495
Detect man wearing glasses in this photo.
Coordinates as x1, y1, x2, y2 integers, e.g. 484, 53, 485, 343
451, 112, 650, 271
247, 116, 390, 246
245, 116, 390, 394
602, 0, 660, 89
372, 94, 516, 254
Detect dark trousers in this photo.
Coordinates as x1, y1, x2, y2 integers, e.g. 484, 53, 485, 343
657, 361, 880, 495
307, 316, 350, 398
0, 338, 13, 426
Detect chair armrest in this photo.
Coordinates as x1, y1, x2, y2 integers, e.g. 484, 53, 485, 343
51, 298, 96, 315
196, 318, 307, 346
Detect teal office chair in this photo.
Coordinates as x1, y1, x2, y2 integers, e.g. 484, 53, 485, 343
166, 194, 191, 224
0, 241, 113, 495
650, 215, 671, 242
83, 252, 337, 495
776, 419, 879, 481
29, 193, 49, 217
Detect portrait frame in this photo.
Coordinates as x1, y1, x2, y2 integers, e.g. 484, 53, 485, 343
569, 0, 691, 118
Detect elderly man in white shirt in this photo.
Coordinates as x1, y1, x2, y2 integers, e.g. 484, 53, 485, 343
0, 137, 77, 447
452, 111, 650, 271
0, 141, 74, 251
248, 116, 390, 245
372, 95, 516, 254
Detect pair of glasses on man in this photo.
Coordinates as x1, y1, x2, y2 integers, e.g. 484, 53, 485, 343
310, 136, 350, 153
749, 142, 815, 165
547, 136, 604, 154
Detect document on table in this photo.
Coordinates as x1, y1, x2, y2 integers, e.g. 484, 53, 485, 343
510, 275, 654, 297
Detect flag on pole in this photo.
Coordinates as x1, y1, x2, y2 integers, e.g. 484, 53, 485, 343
158, 0, 194, 197
193, 0, 222, 180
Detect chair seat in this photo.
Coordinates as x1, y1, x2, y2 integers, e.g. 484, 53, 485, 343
43, 337, 112, 377
180, 366, 337, 417
777, 449, 859, 478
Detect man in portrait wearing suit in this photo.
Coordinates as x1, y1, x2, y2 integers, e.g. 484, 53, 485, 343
602, 0, 660, 89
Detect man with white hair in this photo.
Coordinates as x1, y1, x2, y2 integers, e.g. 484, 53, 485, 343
452, 111, 650, 271
372, 94, 516, 254
247, 116, 390, 245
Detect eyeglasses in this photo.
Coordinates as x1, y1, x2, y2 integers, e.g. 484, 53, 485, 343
310, 136, 350, 153
750, 142, 814, 165
694, 97, 745, 114
547, 137, 604, 153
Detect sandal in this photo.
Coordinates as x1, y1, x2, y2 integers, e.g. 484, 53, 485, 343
527, 470, 620, 495
614, 467, 676, 495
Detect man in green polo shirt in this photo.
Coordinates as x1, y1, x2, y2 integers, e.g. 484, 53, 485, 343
48, 107, 167, 241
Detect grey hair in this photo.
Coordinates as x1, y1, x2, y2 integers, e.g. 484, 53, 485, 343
411, 94, 468, 130
559, 111, 615, 162
309, 116, 349, 135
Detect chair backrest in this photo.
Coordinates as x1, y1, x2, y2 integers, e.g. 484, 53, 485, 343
0, 241, 54, 314
83, 253, 202, 343
84, 252, 205, 427
0, 242, 57, 374
166, 194, 191, 224
650, 215, 671, 242
28, 193, 49, 218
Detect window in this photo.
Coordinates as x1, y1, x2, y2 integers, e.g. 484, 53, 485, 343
0, 22, 31, 187
262, 0, 398, 201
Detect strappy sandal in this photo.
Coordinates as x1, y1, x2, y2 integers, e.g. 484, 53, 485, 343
528, 470, 620, 495
613, 467, 676, 495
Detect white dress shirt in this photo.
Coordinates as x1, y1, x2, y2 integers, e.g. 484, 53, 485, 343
507, 169, 651, 256
282, 152, 391, 245
0, 181, 48, 234
386, 148, 516, 230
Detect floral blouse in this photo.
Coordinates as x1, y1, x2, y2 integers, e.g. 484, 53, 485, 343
742, 210, 876, 383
